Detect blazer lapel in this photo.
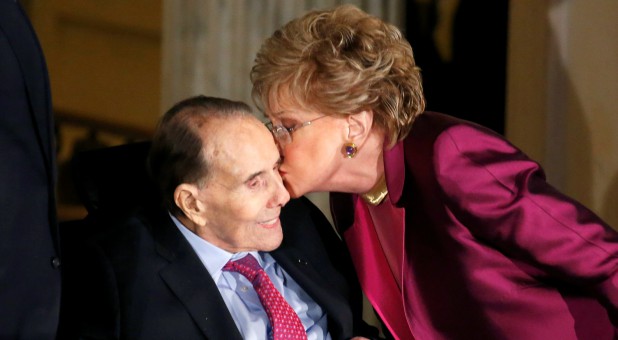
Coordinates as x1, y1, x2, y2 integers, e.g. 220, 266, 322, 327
151, 212, 243, 340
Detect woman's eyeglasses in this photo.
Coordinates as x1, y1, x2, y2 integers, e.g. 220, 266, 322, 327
265, 115, 327, 147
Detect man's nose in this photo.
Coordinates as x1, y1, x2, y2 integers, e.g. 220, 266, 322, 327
269, 176, 290, 207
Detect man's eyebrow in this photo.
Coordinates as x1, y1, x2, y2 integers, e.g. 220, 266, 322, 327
244, 170, 265, 184
243, 159, 281, 183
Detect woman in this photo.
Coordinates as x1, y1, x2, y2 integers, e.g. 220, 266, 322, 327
251, 5, 618, 340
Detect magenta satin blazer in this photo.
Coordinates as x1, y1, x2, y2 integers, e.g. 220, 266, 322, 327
331, 112, 618, 339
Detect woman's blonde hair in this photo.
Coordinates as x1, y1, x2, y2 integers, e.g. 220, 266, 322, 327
251, 4, 425, 145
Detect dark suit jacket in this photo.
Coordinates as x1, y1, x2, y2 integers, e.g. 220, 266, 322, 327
0, 1, 60, 338
73, 197, 367, 340
332, 112, 618, 339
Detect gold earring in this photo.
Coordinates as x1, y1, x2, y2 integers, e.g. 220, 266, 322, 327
342, 142, 357, 158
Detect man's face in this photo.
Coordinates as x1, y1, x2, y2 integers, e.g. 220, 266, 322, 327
193, 116, 290, 253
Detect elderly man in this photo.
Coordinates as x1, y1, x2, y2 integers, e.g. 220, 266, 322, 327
73, 96, 373, 340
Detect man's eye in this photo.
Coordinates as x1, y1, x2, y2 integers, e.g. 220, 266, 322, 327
247, 178, 263, 189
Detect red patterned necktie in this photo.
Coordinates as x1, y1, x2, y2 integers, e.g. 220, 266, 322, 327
223, 254, 308, 340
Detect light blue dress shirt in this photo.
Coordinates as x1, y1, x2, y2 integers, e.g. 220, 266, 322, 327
171, 214, 331, 340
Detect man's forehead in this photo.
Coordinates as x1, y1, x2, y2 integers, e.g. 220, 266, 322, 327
204, 152, 256, 190
201, 117, 275, 182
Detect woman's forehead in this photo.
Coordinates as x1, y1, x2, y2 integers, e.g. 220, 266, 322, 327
267, 84, 305, 110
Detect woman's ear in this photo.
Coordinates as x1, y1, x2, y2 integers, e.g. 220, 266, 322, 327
174, 183, 207, 227
346, 110, 374, 143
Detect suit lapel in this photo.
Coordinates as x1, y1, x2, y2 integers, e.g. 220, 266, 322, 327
270, 244, 350, 331
344, 198, 413, 340
150, 211, 243, 340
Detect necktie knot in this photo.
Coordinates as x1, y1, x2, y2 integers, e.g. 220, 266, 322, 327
223, 254, 264, 284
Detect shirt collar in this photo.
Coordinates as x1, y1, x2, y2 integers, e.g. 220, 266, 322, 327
169, 213, 264, 281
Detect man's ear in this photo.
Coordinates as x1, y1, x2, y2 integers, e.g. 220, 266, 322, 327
174, 183, 206, 227
346, 110, 374, 144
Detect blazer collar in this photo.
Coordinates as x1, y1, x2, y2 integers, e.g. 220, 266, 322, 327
149, 209, 244, 340
383, 140, 406, 206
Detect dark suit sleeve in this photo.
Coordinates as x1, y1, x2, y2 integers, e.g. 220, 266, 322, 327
434, 123, 618, 323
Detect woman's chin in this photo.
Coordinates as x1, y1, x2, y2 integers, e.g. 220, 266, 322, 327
283, 181, 306, 198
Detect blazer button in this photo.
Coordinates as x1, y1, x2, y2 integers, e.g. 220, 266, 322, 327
297, 258, 308, 266
51, 257, 61, 269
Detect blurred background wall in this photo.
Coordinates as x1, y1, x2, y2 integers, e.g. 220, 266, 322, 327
23, 0, 618, 231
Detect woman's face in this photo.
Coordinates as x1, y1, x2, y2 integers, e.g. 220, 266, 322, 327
267, 100, 348, 198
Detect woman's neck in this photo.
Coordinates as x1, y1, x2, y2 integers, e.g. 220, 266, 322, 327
331, 128, 386, 194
